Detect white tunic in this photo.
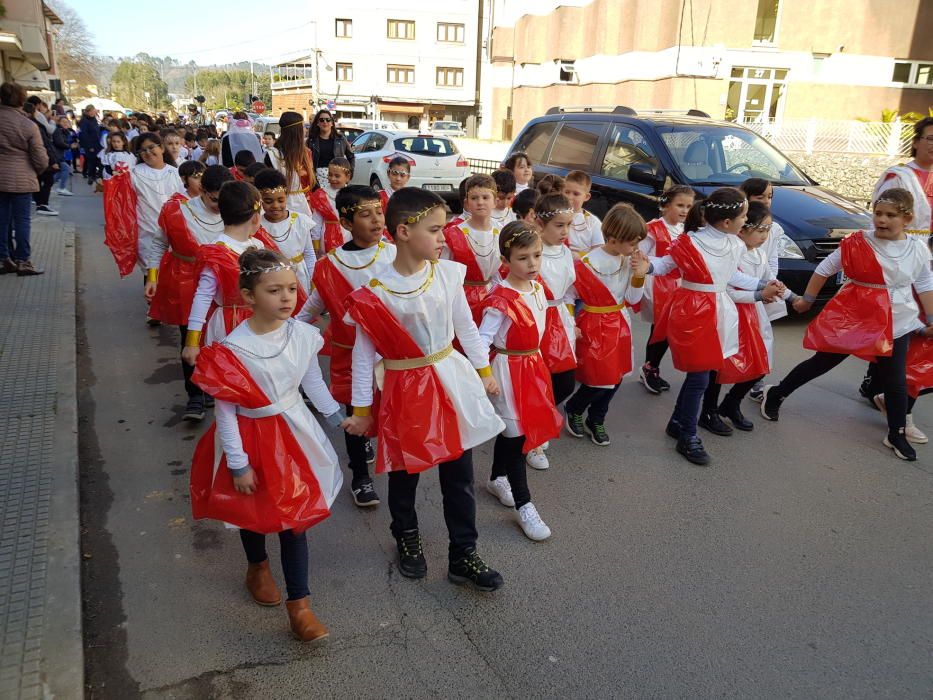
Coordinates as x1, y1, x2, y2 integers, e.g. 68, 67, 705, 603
638, 218, 683, 323
491, 208, 517, 229
568, 210, 604, 254
441, 223, 502, 286
132, 163, 182, 270
478, 279, 548, 437
348, 260, 505, 450
539, 243, 577, 360
261, 212, 318, 293
265, 149, 314, 219
214, 319, 343, 513
730, 245, 793, 369
814, 231, 933, 339
148, 195, 225, 269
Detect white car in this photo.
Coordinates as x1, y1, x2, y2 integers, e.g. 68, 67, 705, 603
349, 130, 470, 199
431, 120, 466, 137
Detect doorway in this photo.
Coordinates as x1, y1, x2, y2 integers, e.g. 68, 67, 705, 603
726, 67, 787, 123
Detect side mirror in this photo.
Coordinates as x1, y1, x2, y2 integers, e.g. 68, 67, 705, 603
628, 162, 664, 190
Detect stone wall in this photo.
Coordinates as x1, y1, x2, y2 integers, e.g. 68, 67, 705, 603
787, 152, 905, 207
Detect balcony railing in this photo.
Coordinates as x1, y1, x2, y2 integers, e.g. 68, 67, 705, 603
271, 78, 314, 91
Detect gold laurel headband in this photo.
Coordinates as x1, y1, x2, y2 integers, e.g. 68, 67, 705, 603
259, 186, 286, 195
339, 200, 382, 216
405, 204, 441, 224
537, 207, 574, 219
241, 262, 296, 276
874, 197, 912, 214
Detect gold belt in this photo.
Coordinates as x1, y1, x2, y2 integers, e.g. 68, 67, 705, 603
331, 340, 353, 350
464, 280, 490, 287
172, 251, 196, 263
494, 346, 539, 356
382, 344, 453, 370
290, 253, 305, 263
906, 229, 930, 235
582, 303, 624, 313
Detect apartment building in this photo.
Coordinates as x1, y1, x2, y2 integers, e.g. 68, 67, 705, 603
272, 2, 486, 134
0, 0, 61, 90
485, 0, 933, 140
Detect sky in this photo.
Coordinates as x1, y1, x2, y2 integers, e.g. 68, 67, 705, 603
67, 0, 318, 65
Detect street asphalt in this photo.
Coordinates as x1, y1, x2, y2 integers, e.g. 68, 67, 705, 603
61, 180, 933, 699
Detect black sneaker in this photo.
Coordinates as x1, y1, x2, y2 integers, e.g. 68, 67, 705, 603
718, 400, 754, 431
639, 363, 663, 395
448, 549, 503, 592
698, 411, 733, 436
585, 421, 611, 446
146, 316, 161, 327
658, 376, 671, 391
203, 393, 215, 408
565, 410, 585, 438
351, 477, 380, 507
183, 395, 205, 422
364, 439, 376, 464
760, 385, 783, 421
748, 387, 764, 403
395, 529, 427, 578
676, 435, 710, 466
665, 418, 681, 440
859, 375, 880, 410
883, 430, 917, 461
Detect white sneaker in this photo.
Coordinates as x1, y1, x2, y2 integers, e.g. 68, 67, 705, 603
525, 447, 549, 470
35, 205, 58, 216
515, 502, 551, 541
873, 394, 886, 414
485, 477, 515, 507
906, 414, 928, 444
540, 441, 550, 450
57, 188, 73, 196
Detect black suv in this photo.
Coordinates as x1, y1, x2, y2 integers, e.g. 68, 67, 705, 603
507, 106, 871, 299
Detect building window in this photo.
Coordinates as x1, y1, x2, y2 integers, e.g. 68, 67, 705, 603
387, 64, 415, 84
891, 60, 933, 86
336, 18, 352, 38
558, 60, 576, 82
388, 19, 416, 40
437, 22, 465, 43
336, 63, 353, 82
753, 0, 780, 45
436, 67, 464, 87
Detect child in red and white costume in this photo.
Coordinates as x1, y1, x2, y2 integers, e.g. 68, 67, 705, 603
649, 188, 783, 466
147, 164, 231, 422
872, 117, 933, 239
761, 188, 933, 462
504, 151, 534, 195
296, 185, 396, 508
564, 204, 650, 447
441, 174, 503, 321
638, 185, 695, 395
491, 170, 518, 229
343, 187, 506, 592
478, 222, 563, 541
378, 156, 412, 240
133, 133, 182, 277
562, 170, 604, 256
190, 247, 344, 643
255, 168, 317, 294
527, 192, 577, 470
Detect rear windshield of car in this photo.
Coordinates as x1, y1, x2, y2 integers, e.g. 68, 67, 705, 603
394, 137, 460, 156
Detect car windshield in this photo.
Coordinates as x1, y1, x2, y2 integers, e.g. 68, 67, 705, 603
394, 136, 459, 156
658, 125, 810, 186
434, 122, 458, 130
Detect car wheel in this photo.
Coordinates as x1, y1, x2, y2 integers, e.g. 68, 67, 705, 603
370, 175, 383, 191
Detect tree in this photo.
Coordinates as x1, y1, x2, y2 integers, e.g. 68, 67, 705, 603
110, 60, 170, 111
47, 0, 101, 94
183, 69, 271, 111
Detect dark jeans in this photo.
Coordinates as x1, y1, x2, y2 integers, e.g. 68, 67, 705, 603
32, 170, 54, 207
550, 369, 576, 407
671, 370, 712, 438
178, 326, 202, 399
239, 528, 309, 600
387, 449, 477, 559
774, 334, 910, 432
565, 382, 621, 425
84, 148, 99, 182
703, 372, 764, 412
645, 328, 669, 369
344, 404, 370, 481
0, 192, 32, 261
491, 435, 530, 509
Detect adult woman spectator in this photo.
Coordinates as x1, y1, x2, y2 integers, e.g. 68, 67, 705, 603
78, 105, 101, 185
0, 82, 49, 276
306, 109, 354, 182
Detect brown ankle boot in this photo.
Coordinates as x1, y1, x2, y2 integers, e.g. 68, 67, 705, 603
285, 597, 329, 642
245, 560, 281, 606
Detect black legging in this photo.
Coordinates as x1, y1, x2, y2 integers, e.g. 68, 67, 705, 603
178, 325, 202, 399
645, 328, 669, 370
32, 170, 54, 207
550, 369, 576, 407
774, 334, 910, 433
703, 371, 765, 412
490, 435, 530, 510
239, 528, 309, 601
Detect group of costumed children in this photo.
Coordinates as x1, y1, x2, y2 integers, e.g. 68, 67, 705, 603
101, 114, 933, 643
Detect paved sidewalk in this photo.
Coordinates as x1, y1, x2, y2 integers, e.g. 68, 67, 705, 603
0, 219, 82, 699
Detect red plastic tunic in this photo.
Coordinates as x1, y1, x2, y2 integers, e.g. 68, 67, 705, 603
346, 287, 463, 474
444, 225, 489, 322
150, 196, 201, 326
481, 287, 562, 452
190, 344, 330, 534
305, 186, 343, 253
717, 299, 769, 384
309, 256, 356, 405
572, 259, 632, 386
102, 170, 139, 277
645, 218, 681, 323
803, 232, 893, 360
538, 279, 576, 374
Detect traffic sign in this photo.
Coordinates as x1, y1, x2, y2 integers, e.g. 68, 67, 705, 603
251, 100, 266, 114
326, 99, 336, 111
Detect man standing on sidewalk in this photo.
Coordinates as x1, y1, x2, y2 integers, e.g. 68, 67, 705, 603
0, 82, 49, 276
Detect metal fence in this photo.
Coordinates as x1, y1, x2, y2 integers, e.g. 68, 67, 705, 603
742, 117, 914, 156
468, 157, 501, 175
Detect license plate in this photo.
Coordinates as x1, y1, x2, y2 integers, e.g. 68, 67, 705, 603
837, 271, 848, 285
424, 184, 452, 192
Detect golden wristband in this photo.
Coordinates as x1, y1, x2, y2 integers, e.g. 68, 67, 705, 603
477, 366, 493, 378
352, 406, 372, 417
184, 329, 202, 347
631, 275, 646, 289
146, 268, 158, 283
566, 303, 575, 317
